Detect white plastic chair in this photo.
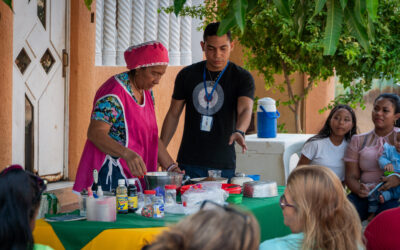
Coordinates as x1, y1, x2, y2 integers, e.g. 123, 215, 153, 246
282, 141, 306, 184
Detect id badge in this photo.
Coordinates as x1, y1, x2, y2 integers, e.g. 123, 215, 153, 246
200, 115, 213, 132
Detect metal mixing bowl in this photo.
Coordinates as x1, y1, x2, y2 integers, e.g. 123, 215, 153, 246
144, 172, 185, 190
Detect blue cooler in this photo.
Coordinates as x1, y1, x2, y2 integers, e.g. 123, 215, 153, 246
257, 97, 280, 138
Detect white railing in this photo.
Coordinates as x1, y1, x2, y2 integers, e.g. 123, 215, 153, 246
96, 0, 197, 66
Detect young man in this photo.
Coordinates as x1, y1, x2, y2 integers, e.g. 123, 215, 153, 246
161, 22, 254, 179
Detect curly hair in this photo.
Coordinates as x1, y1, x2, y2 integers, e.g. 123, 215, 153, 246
287, 165, 364, 250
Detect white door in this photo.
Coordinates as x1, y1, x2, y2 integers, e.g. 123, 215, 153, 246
13, 0, 67, 179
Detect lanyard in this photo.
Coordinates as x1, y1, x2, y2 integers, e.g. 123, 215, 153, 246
203, 61, 229, 111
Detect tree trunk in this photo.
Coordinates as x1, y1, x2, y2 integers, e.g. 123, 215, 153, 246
282, 61, 303, 133
294, 101, 301, 133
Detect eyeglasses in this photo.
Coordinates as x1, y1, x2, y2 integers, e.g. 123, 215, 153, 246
279, 194, 296, 210
1, 164, 47, 203
200, 200, 250, 250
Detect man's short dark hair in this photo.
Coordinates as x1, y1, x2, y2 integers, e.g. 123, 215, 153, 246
203, 22, 232, 42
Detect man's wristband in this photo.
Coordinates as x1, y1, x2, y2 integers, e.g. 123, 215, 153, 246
166, 163, 177, 172
234, 129, 245, 137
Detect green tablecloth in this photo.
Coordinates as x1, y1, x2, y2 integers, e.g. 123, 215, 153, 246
48, 186, 290, 249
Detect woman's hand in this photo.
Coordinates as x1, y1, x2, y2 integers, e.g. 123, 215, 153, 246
168, 164, 185, 174
123, 149, 147, 177
379, 175, 400, 191
357, 183, 370, 198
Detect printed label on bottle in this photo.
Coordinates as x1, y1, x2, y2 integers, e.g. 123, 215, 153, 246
128, 196, 138, 209
117, 195, 128, 211
153, 204, 164, 218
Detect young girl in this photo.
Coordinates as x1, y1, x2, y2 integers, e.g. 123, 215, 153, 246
0, 165, 52, 250
297, 104, 357, 181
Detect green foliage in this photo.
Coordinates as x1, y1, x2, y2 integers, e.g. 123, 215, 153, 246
84, 0, 93, 11
1, 0, 12, 10
252, 96, 259, 113
323, 0, 343, 55
173, 0, 379, 56
277, 123, 288, 133
161, 1, 220, 31
170, 0, 400, 132
173, 0, 187, 15
330, 0, 400, 109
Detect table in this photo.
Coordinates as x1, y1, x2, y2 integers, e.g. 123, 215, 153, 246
33, 187, 290, 250
235, 133, 313, 185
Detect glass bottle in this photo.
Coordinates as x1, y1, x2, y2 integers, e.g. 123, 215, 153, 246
127, 178, 138, 213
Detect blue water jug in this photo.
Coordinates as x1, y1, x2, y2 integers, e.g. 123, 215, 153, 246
257, 97, 280, 138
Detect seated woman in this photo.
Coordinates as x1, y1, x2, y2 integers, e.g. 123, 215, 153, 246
0, 165, 52, 250
260, 165, 363, 250
143, 201, 260, 250
345, 93, 400, 221
297, 104, 357, 182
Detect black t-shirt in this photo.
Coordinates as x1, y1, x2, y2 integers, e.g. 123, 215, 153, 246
173, 61, 255, 169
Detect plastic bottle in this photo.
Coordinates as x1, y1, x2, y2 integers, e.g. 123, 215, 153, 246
116, 179, 128, 214
97, 186, 104, 198
137, 192, 145, 210
127, 178, 138, 213
144, 190, 156, 206
164, 185, 177, 206
152, 195, 165, 218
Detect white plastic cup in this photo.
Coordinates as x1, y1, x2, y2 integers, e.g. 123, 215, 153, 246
86, 196, 116, 222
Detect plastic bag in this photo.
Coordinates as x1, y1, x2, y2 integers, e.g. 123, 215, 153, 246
181, 184, 228, 214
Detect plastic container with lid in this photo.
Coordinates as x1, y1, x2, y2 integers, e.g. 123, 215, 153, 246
164, 185, 177, 206
180, 184, 202, 195
221, 184, 242, 194
143, 190, 156, 206
257, 97, 280, 138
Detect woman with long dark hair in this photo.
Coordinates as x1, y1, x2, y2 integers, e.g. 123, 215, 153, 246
345, 93, 400, 221
297, 104, 357, 181
0, 164, 51, 250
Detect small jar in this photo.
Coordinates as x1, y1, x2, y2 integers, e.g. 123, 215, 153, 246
152, 195, 165, 218
164, 185, 177, 206
143, 190, 156, 206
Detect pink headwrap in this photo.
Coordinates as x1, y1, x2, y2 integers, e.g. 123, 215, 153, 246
124, 41, 169, 70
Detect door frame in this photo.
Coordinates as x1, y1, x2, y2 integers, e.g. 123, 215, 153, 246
11, 0, 71, 179
63, 0, 71, 179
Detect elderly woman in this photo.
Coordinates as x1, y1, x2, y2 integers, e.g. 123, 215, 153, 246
345, 93, 400, 221
73, 41, 181, 193
260, 165, 363, 250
